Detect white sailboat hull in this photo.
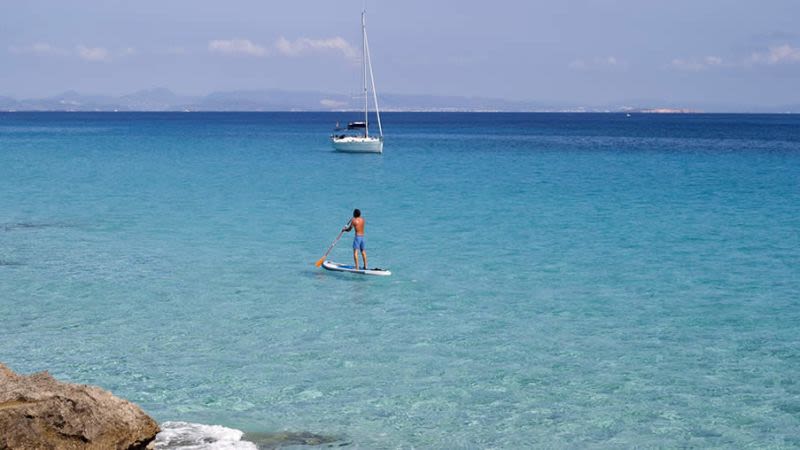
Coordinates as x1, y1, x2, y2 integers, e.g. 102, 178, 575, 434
331, 136, 383, 153
330, 10, 384, 155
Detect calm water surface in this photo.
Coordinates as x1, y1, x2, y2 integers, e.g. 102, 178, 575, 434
1, 112, 799, 448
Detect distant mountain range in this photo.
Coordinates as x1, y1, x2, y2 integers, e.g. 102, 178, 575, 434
0, 88, 555, 112
0, 88, 797, 113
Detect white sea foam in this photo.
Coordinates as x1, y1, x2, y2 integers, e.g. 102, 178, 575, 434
155, 422, 257, 450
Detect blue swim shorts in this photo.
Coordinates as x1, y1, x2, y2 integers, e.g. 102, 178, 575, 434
353, 235, 365, 251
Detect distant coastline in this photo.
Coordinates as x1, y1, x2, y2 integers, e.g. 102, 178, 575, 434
1, 88, 797, 114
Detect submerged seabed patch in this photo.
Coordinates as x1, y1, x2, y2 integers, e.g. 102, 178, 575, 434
0, 260, 24, 266
245, 430, 346, 449
1, 222, 72, 232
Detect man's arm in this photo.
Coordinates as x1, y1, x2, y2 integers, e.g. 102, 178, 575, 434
342, 220, 353, 232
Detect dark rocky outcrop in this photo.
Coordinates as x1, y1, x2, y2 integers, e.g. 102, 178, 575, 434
0, 363, 159, 450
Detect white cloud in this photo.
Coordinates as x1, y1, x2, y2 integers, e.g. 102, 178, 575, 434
749, 44, 800, 65
568, 56, 625, 71
320, 99, 348, 108
208, 39, 267, 57
670, 44, 800, 71
77, 45, 110, 62
669, 56, 724, 71
568, 59, 586, 70
275, 36, 358, 60
9, 42, 68, 55
28, 43, 58, 54
10, 43, 134, 61
207, 36, 357, 61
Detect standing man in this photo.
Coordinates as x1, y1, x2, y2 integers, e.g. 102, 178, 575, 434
342, 209, 367, 270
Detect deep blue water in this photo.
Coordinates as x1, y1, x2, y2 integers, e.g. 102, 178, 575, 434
1, 112, 799, 448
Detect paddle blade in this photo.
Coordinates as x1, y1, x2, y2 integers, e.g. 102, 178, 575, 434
315, 256, 325, 267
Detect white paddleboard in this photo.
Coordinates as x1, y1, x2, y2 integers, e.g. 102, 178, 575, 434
322, 260, 392, 276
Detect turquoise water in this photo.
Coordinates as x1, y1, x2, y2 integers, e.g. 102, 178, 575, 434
1, 112, 799, 448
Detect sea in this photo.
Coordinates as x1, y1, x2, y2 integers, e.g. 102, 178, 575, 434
1, 112, 798, 449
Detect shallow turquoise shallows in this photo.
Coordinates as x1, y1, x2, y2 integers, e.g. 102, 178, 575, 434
1, 112, 799, 448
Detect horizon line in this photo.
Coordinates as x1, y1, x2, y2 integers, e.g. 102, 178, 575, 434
1, 88, 798, 114
2, 110, 797, 115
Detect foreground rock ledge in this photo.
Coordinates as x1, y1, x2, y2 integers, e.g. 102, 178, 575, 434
0, 363, 159, 450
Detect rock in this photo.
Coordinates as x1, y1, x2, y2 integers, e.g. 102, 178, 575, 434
0, 363, 159, 450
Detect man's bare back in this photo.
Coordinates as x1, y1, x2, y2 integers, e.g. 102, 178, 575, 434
343, 209, 367, 269
351, 217, 365, 236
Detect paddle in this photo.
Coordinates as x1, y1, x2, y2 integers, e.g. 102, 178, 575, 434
315, 220, 351, 267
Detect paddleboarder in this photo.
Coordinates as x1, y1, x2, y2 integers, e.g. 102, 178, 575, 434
342, 209, 367, 270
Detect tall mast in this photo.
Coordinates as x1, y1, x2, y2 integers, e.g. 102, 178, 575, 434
365, 23, 382, 138
362, 10, 368, 138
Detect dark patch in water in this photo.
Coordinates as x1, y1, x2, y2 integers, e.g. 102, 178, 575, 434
778, 401, 800, 415
245, 431, 346, 449
0, 260, 24, 266
2, 222, 70, 232
690, 427, 723, 438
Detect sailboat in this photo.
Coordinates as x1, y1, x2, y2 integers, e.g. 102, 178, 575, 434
331, 10, 383, 154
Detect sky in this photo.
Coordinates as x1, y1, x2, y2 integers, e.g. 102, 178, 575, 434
2, 0, 800, 109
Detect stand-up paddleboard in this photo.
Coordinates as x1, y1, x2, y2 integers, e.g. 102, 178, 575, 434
322, 260, 391, 276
